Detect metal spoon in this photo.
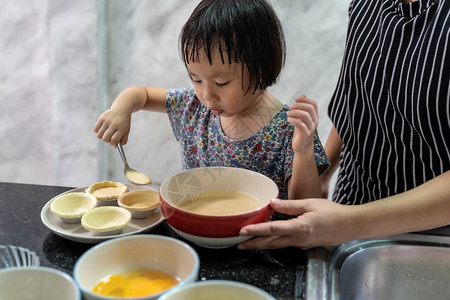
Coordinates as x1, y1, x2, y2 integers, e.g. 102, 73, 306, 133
117, 142, 152, 185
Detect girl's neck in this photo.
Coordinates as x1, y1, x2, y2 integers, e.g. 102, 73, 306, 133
220, 90, 283, 141
403, 0, 419, 4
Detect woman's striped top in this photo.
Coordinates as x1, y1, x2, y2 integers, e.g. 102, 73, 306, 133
328, 0, 450, 205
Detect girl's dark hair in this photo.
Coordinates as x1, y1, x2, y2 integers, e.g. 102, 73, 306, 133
180, 0, 286, 94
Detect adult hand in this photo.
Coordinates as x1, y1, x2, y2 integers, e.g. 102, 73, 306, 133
238, 198, 354, 250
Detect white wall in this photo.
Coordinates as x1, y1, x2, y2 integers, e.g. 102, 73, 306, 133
0, 0, 348, 188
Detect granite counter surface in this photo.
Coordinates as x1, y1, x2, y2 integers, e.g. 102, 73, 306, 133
0, 182, 306, 299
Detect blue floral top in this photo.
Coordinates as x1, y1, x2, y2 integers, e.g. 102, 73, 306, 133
166, 87, 329, 199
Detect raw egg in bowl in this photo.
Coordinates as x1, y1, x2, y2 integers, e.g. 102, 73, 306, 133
160, 167, 278, 248
74, 235, 199, 300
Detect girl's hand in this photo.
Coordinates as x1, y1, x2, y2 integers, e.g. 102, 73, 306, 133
93, 103, 132, 146
286, 95, 319, 154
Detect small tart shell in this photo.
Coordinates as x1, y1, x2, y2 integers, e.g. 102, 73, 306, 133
50, 192, 97, 222
81, 206, 131, 233
85, 181, 128, 200
118, 190, 160, 219
118, 190, 160, 211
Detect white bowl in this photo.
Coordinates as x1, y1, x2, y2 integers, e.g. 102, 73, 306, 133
0, 245, 40, 269
0, 266, 81, 300
157, 280, 276, 300
169, 226, 252, 249
50, 192, 97, 223
118, 189, 160, 219
81, 206, 131, 235
74, 235, 200, 300
85, 181, 128, 206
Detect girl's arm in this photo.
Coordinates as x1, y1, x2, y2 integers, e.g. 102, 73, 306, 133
288, 146, 321, 199
287, 95, 321, 199
94, 86, 168, 146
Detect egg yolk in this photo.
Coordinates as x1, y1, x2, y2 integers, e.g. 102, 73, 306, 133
92, 269, 179, 298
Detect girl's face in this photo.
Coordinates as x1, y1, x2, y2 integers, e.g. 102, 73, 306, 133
186, 48, 264, 118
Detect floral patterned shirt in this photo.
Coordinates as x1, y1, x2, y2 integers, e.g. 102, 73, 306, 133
166, 87, 329, 199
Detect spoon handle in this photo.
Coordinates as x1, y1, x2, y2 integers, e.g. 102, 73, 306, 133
117, 142, 127, 163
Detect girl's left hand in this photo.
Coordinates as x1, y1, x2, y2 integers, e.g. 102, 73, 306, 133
286, 95, 319, 154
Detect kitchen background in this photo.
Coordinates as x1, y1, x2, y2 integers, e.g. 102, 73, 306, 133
0, 0, 347, 194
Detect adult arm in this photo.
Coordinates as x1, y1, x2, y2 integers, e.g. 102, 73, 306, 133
238, 170, 450, 249
93, 86, 168, 146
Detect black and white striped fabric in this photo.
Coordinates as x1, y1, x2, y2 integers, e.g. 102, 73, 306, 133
328, 0, 450, 205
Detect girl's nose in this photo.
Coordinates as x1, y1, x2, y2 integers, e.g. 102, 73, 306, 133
202, 84, 219, 102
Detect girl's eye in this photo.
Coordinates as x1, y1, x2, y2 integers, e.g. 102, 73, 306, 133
216, 82, 229, 87
188, 74, 201, 84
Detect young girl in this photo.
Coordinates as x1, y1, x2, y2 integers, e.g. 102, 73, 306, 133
94, 0, 329, 200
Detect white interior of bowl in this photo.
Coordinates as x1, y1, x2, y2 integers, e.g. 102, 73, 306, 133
160, 167, 279, 208
158, 280, 276, 300
74, 235, 199, 300
0, 267, 80, 300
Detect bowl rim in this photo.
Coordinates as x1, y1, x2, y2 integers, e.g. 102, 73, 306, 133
158, 279, 276, 300
0, 266, 81, 299
159, 166, 279, 219
73, 234, 200, 300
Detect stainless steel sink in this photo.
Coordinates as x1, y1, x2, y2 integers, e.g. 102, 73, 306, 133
305, 227, 450, 300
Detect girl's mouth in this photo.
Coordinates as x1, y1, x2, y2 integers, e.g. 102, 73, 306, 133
211, 109, 223, 116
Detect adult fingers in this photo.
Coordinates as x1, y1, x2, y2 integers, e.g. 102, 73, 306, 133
238, 219, 313, 250
238, 235, 304, 250
239, 214, 306, 238
270, 198, 309, 215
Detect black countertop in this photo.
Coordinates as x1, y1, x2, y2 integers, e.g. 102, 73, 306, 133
0, 182, 307, 299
